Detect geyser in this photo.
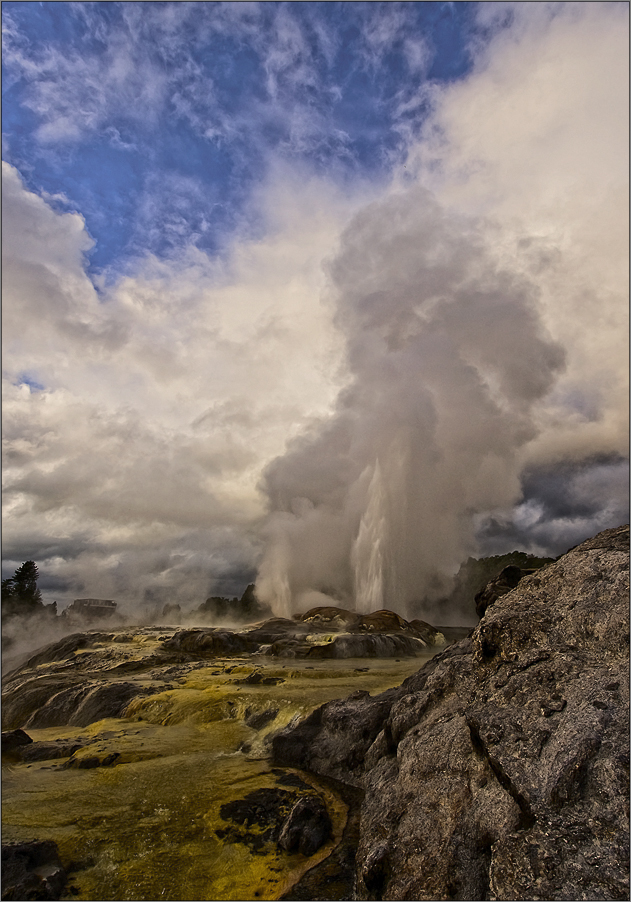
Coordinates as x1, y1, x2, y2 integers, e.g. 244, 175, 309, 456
352, 460, 387, 614
256, 187, 566, 619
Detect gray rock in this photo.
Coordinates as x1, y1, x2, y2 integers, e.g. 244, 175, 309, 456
23, 681, 150, 729
273, 525, 630, 900
161, 628, 260, 657
21, 633, 111, 669
19, 741, 85, 763
2, 675, 85, 730
1, 729, 33, 754
278, 795, 333, 856
2, 673, 158, 731
474, 564, 536, 617
245, 708, 279, 730
1, 840, 66, 901
307, 634, 427, 659
273, 688, 402, 786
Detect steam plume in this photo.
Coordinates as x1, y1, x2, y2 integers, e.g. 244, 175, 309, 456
256, 187, 565, 619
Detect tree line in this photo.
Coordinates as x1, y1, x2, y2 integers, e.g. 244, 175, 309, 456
1, 561, 56, 620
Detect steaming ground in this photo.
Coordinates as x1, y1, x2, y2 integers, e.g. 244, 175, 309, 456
1, 606, 268, 677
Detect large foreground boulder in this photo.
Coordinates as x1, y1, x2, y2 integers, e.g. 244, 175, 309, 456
274, 525, 630, 900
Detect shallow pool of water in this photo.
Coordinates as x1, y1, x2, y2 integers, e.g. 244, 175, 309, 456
2, 649, 439, 900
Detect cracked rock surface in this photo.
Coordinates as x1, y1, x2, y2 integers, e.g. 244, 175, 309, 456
273, 525, 630, 900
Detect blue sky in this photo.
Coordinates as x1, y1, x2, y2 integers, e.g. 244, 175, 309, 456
3, 2, 478, 272
2, 2, 628, 620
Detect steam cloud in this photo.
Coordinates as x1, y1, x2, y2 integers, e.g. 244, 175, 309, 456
256, 188, 566, 619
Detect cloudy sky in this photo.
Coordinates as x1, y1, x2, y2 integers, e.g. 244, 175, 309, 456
2, 1, 628, 619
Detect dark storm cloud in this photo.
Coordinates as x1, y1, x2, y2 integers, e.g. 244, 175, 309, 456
477, 455, 630, 558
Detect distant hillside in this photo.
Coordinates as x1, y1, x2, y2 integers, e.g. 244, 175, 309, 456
417, 550, 557, 626
450, 550, 556, 606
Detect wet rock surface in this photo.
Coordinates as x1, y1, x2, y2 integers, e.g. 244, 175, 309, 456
2, 609, 442, 732
161, 608, 445, 662
217, 787, 298, 852
216, 782, 331, 857
245, 707, 279, 730
1, 840, 67, 901
26, 681, 152, 730
273, 525, 630, 900
279, 778, 363, 902
1, 619, 441, 901
2, 676, 160, 732
278, 794, 333, 856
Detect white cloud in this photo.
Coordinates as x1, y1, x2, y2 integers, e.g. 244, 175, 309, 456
356, 3, 431, 75
2, 16, 169, 144
404, 1, 629, 468
2, 160, 360, 607
1, 3, 429, 173
1, 4, 320, 153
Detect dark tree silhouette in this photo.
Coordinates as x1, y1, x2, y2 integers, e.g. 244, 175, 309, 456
1, 577, 16, 602
2, 561, 44, 619
12, 561, 42, 603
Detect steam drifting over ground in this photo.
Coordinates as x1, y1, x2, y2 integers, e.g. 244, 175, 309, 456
2, 3, 628, 621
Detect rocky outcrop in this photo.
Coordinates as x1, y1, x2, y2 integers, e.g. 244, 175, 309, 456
474, 564, 538, 617
273, 525, 630, 900
1, 840, 66, 901
2, 674, 87, 731
216, 782, 331, 857
299, 607, 444, 645
18, 632, 112, 669
278, 795, 333, 856
2, 678, 158, 731
20, 740, 85, 764
269, 634, 429, 660
1, 729, 33, 755
160, 608, 444, 661
274, 688, 403, 786
61, 750, 121, 769
161, 628, 259, 657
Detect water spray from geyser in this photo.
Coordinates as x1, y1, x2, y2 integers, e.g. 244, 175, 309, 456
256, 187, 566, 622
352, 459, 387, 614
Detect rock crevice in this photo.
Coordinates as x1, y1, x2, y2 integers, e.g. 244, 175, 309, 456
273, 525, 630, 900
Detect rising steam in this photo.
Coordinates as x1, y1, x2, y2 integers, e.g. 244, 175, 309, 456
255, 187, 566, 619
